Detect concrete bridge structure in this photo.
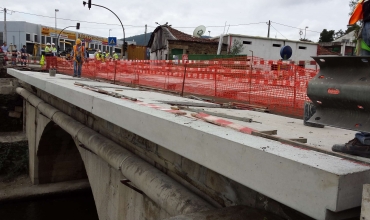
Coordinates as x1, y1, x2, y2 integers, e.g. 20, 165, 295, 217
6, 68, 370, 220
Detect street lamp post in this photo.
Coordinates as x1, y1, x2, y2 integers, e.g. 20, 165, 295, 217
55, 9, 59, 51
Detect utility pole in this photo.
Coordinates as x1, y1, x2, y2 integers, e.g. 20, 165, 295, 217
267, 20, 271, 38
145, 24, 147, 43
4, 8, 7, 43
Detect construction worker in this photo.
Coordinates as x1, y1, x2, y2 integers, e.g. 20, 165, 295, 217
332, 0, 370, 157
95, 50, 101, 61
51, 43, 57, 56
102, 51, 106, 62
45, 42, 52, 70
348, 0, 370, 55
105, 50, 110, 60
70, 39, 86, 78
113, 51, 119, 60
51, 43, 58, 69
20, 45, 27, 66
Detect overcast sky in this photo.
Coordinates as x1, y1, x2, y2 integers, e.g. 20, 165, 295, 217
2, 0, 351, 41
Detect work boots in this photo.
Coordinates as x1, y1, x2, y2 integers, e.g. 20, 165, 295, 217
332, 138, 370, 158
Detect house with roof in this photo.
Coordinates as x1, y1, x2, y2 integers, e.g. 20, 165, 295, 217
147, 25, 227, 60
319, 31, 356, 56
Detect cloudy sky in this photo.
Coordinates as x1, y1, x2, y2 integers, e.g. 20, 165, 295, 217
2, 0, 351, 41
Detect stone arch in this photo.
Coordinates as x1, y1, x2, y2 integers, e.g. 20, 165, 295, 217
36, 121, 87, 184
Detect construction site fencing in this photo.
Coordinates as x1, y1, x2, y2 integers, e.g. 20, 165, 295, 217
54, 56, 318, 118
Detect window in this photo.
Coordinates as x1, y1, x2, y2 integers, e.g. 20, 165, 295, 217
53, 38, 57, 44
34, 34, 38, 42
243, 41, 252, 45
0, 32, 3, 45
299, 46, 307, 50
99, 45, 101, 50
26, 33, 31, 41
41, 36, 45, 44
46, 37, 51, 44
273, 44, 281, 47
95, 44, 98, 49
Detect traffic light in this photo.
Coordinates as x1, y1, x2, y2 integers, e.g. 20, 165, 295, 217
82, 0, 91, 10
123, 42, 128, 51
76, 23, 80, 30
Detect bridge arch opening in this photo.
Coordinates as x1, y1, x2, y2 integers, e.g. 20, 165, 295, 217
37, 122, 87, 184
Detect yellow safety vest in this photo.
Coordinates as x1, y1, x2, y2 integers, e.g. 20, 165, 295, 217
45, 46, 51, 53
113, 53, 118, 59
95, 53, 101, 60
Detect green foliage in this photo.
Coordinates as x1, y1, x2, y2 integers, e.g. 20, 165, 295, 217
229, 39, 245, 55
0, 141, 29, 179
319, 29, 335, 42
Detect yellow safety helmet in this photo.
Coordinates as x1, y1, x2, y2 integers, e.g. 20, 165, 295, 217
76, 39, 82, 45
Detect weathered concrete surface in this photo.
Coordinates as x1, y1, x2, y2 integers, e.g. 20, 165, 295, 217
362, 184, 370, 220
165, 205, 285, 220
9, 68, 370, 219
0, 175, 90, 203
25, 102, 87, 184
0, 132, 27, 143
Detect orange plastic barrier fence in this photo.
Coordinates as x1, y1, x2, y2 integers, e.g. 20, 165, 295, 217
56, 57, 318, 118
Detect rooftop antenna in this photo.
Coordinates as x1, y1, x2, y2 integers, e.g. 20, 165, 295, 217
208, 31, 211, 36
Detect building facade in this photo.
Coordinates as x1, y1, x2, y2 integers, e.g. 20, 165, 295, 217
147, 25, 226, 60
0, 21, 122, 56
220, 34, 318, 65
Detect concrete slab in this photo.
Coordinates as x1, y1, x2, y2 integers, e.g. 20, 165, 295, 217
7, 68, 370, 220
361, 184, 370, 220
180, 107, 357, 153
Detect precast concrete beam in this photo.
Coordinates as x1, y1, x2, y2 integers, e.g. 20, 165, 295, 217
9, 68, 370, 219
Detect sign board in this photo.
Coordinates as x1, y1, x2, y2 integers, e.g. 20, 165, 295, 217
108, 37, 117, 46
182, 54, 188, 62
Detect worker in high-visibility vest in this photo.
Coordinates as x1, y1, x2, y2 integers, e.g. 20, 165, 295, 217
44, 42, 52, 70
332, 0, 370, 157
113, 51, 119, 60
70, 39, 85, 78
102, 51, 106, 62
95, 50, 101, 60
348, 0, 370, 55
105, 50, 110, 60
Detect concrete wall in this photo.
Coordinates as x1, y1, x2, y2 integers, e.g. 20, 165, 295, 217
225, 35, 317, 62
21, 83, 311, 220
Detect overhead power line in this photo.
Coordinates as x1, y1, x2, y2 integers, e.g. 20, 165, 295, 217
271, 21, 321, 34
270, 24, 288, 39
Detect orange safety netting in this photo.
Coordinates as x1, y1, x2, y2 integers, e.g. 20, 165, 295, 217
55, 56, 318, 118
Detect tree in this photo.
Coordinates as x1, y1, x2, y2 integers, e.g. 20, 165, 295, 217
334, 29, 345, 39
349, 0, 357, 16
229, 39, 244, 55
319, 29, 335, 42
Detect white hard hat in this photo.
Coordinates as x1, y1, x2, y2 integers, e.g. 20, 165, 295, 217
46, 43, 51, 46
51, 43, 55, 45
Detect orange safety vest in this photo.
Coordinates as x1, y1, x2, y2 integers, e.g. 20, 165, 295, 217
349, 0, 364, 25
73, 45, 85, 62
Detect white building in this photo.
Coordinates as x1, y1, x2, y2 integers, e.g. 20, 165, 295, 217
319, 31, 356, 56
217, 34, 318, 67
